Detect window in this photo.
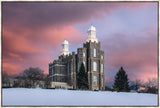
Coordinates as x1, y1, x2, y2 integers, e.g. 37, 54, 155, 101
78, 62, 79, 71
101, 55, 103, 59
52, 68, 54, 75
101, 64, 103, 73
93, 76, 97, 85
91, 32, 93, 38
94, 48, 96, 57
71, 62, 72, 72
83, 61, 85, 67
101, 78, 103, 87
93, 62, 97, 71
68, 63, 69, 73
83, 52, 85, 57
64, 44, 67, 49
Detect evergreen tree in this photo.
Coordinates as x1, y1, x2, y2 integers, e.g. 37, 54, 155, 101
76, 63, 89, 90
113, 67, 130, 92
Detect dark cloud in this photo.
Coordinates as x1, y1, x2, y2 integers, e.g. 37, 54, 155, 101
2, 2, 157, 82
2, 2, 151, 30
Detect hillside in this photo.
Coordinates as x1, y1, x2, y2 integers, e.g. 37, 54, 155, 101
2, 88, 158, 106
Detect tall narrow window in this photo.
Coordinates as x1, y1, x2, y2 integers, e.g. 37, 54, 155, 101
101, 64, 103, 73
83, 61, 85, 67
101, 78, 103, 87
71, 62, 72, 72
93, 76, 97, 85
101, 55, 103, 59
52, 68, 54, 75
83, 52, 85, 57
78, 62, 79, 71
68, 63, 69, 73
93, 62, 97, 71
64, 44, 67, 49
94, 48, 96, 57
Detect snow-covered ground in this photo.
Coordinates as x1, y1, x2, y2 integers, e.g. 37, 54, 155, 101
2, 88, 158, 106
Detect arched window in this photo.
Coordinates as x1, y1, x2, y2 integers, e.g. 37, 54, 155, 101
93, 76, 97, 85
101, 55, 103, 59
78, 62, 79, 71
83, 61, 85, 67
83, 52, 85, 57
52, 68, 54, 75
101, 64, 103, 73
68, 63, 69, 73
93, 62, 97, 71
94, 48, 96, 57
101, 78, 103, 87
64, 44, 67, 49
71, 62, 72, 72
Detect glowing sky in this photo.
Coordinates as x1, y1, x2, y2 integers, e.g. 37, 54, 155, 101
2, 2, 158, 83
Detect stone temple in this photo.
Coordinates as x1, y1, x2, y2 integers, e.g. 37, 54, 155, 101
48, 25, 105, 90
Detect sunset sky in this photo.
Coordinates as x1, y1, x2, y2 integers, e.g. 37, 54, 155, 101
2, 2, 158, 83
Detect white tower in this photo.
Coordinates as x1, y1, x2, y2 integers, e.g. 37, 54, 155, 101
86, 24, 98, 43
61, 40, 70, 56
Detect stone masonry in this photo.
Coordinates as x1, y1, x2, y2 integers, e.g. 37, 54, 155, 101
48, 25, 105, 90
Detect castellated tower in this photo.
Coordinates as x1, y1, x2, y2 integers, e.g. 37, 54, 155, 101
84, 24, 104, 90
48, 24, 105, 90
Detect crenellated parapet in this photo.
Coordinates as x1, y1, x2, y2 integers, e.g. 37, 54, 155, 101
48, 24, 105, 90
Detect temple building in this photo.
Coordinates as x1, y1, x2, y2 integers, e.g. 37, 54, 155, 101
48, 25, 105, 90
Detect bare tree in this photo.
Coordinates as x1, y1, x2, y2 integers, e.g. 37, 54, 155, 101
143, 78, 158, 94
21, 67, 45, 87
130, 79, 143, 90
145, 78, 158, 88
44, 75, 50, 88
2, 71, 9, 87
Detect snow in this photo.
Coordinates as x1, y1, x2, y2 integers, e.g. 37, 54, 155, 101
2, 88, 158, 106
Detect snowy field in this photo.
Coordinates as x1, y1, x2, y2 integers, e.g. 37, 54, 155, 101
2, 88, 158, 106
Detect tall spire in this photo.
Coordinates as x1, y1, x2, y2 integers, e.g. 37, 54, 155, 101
86, 24, 98, 43
61, 40, 70, 56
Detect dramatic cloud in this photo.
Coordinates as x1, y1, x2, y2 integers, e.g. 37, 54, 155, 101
2, 2, 152, 29
2, 63, 21, 76
2, 25, 83, 75
102, 25, 157, 83
2, 2, 158, 84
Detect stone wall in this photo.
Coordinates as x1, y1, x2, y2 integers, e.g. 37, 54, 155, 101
49, 41, 105, 90
49, 82, 73, 89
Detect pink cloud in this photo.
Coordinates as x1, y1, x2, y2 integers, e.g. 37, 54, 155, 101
38, 26, 83, 47
102, 24, 157, 83
2, 24, 83, 75
118, 2, 155, 9
2, 63, 21, 76
3, 28, 49, 55
2, 2, 157, 83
